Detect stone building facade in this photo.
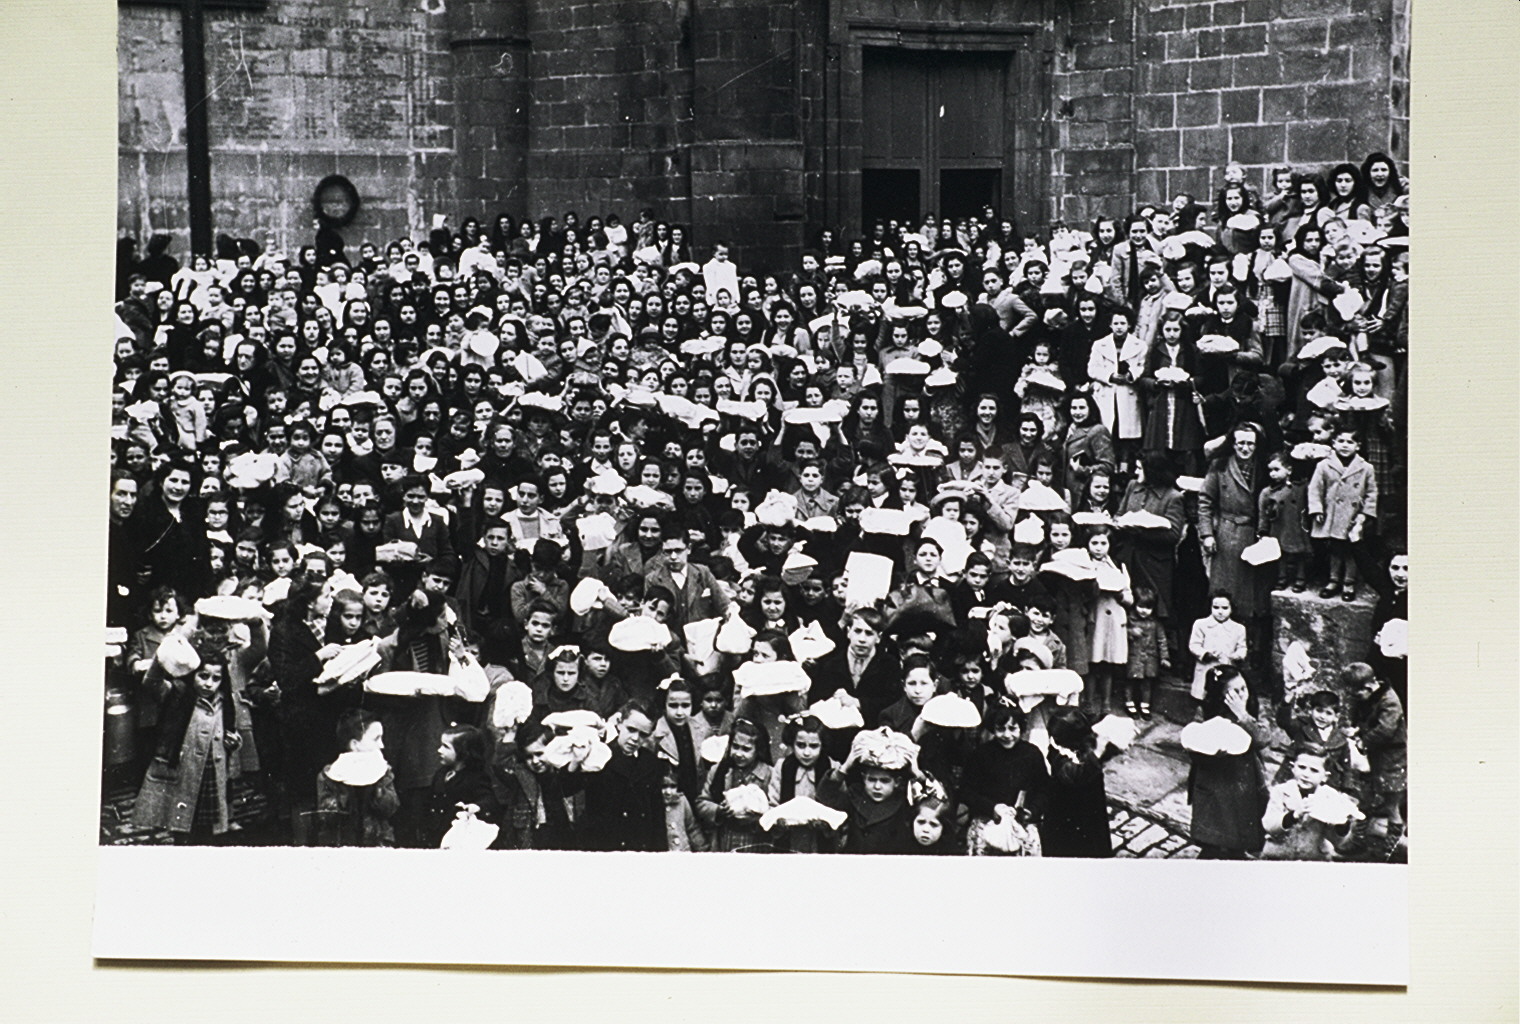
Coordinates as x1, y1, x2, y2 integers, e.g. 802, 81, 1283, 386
119, 0, 1410, 272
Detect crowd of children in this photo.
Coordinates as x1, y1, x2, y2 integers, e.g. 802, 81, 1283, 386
104, 153, 1408, 857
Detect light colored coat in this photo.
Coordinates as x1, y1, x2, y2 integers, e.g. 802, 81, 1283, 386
1307, 454, 1377, 540
1087, 332, 1148, 440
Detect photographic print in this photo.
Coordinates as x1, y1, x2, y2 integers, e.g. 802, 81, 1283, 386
99, 0, 1411, 980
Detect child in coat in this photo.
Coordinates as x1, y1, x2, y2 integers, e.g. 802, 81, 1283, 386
1084, 525, 1132, 716
1041, 707, 1113, 858
1188, 590, 1248, 705
131, 654, 241, 843
315, 709, 401, 847
1260, 744, 1359, 861
766, 714, 844, 853
695, 717, 773, 852
1308, 428, 1378, 601
123, 586, 184, 764
1123, 586, 1169, 718
661, 768, 709, 851
652, 677, 703, 804
1259, 451, 1312, 592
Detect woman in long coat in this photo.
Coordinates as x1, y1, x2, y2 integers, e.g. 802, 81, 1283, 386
1197, 423, 1267, 621
1114, 452, 1187, 623
1187, 667, 1267, 858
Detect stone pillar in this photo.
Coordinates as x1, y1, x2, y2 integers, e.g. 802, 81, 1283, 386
447, 0, 530, 222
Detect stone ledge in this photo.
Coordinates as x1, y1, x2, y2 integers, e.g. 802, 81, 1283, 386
1269, 587, 1376, 703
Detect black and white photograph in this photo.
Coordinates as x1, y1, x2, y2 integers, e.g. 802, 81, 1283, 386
92, 0, 1420, 980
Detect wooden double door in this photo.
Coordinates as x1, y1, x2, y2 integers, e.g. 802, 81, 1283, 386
861, 47, 1011, 230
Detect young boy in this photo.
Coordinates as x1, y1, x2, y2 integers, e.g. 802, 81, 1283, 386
1307, 428, 1377, 601
1260, 744, 1358, 861
315, 709, 400, 847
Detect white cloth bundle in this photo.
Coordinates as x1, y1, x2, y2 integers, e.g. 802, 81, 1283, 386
1004, 668, 1085, 700
714, 613, 757, 655
733, 660, 812, 698
1240, 536, 1282, 565
1375, 618, 1408, 658
920, 693, 982, 729
194, 595, 268, 621
1196, 334, 1241, 355
1115, 509, 1173, 531
155, 633, 201, 677
569, 576, 611, 616
848, 727, 919, 771
316, 637, 383, 691
490, 679, 535, 730
440, 810, 501, 850
374, 540, 419, 563
1302, 785, 1366, 826
805, 696, 864, 731
1017, 481, 1068, 512
1282, 641, 1315, 684
539, 724, 611, 771
1092, 714, 1137, 756
722, 783, 771, 817
760, 796, 848, 831
1180, 717, 1253, 756
699, 734, 729, 764
323, 750, 390, 787
607, 615, 673, 652
788, 620, 836, 663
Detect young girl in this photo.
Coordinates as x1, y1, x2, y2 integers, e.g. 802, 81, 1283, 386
427, 725, 503, 848
1258, 451, 1312, 592
1308, 427, 1377, 601
165, 370, 209, 451
905, 793, 961, 855
691, 681, 735, 749
1186, 666, 1267, 859
123, 586, 184, 765
315, 708, 400, 847
1012, 340, 1065, 438
1085, 525, 1132, 716
1123, 586, 1169, 718
661, 767, 709, 851
960, 702, 1048, 855
732, 629, 804, 762
695, 716, 774, 852
766, 714, 844, 853
1041, 707, 1113, 858
131, 653, 241, 844
652, 677, 703, 803
1188, 590, 1248, 707
531, 644, 597, 716
1332, 362, 1396, 528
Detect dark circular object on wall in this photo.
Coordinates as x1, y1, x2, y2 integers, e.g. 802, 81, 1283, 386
313, 175, 361, 226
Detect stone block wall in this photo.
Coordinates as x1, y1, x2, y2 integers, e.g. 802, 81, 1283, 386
118, 0, 457, 255
1050, 0, 1136, 230
1132, 0, 1405, 210
119, 0, 1412, 266
524, 0, 695, 231
1052, 0, 1408, 225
